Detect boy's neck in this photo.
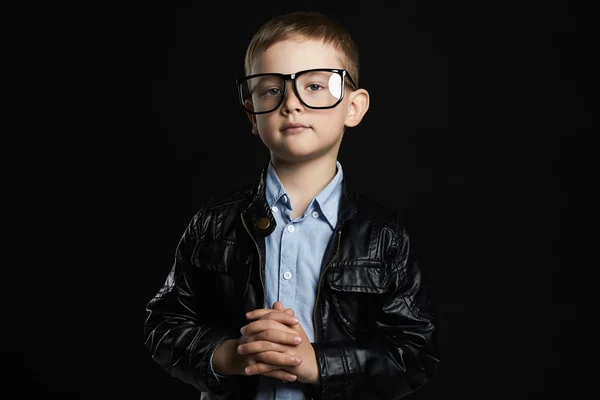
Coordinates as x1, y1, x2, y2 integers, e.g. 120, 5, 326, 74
270, 155, 338, 207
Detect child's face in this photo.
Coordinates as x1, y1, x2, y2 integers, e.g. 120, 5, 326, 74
247, 37, 367, 164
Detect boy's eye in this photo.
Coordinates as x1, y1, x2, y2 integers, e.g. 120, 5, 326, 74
255, 86, 282, 97
306, 83, 323, 91
266, 88, 283, 96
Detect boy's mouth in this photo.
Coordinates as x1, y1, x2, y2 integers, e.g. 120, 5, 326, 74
281, 122, 309, 134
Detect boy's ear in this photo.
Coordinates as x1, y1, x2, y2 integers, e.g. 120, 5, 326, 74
344, 88, 370, 128
245, 101, 259, 135
248, 113, 259, 135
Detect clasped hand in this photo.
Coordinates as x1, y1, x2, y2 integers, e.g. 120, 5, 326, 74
236, 301, 319, 384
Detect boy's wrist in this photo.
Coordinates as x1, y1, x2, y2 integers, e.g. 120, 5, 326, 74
213, 338, 244, 376
306, 345, 321, 386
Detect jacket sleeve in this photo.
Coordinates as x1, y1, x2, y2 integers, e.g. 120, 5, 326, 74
143, 205, 242, 394
309, 226, 441, 400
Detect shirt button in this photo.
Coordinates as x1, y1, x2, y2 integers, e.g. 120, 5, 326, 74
283, 195, 288, 203
283, 271, 292, 280
312, 211, 319, 218
287, 225, 295, 233
272, 206, 278, 213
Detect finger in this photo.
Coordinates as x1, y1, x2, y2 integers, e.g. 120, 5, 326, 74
261, 368, 298, 382
257, 311, 299, 326
244, 362, 298, 375
273, 301, 285, 311
254, 351, 302, 368
245, 311, 299, 327
246, 308, 279, 320
247, 308, 296, 321
238, 340, 293, 355
243, 362, 280, 376
244, 329, 303, 346
242, 319, 298, 336
271, 301, 295, 317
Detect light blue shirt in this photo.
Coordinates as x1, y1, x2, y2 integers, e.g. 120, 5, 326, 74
255, 160, 342, 400
210, 160, 343, 400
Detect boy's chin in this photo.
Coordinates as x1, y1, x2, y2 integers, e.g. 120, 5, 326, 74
271, 153, 314, 164
270, 148, 333, 164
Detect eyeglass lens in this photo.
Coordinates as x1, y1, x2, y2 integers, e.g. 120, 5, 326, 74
240, 70, 343, 113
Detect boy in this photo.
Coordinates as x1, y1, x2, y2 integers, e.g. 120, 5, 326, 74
144, 10, 440, 400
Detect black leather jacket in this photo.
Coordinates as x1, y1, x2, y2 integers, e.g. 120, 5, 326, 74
144, 165, 441, 399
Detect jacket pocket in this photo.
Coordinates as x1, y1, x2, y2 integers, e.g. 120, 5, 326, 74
325, 261, 390, 335
191, 239, 249, 320
192, 239, 238, 273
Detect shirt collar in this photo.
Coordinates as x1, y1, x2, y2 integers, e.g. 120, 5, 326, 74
265, 160, 343, 229
265, 161, 288, 208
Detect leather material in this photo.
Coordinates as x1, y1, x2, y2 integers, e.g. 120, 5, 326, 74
144, 163, 440, 399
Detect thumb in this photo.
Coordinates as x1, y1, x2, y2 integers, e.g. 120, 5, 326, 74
273, 301, 294, 315
272, 301, 285, 311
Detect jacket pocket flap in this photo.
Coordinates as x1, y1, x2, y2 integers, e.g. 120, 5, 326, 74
326, 261, 390, 294
192, 240, 237, 272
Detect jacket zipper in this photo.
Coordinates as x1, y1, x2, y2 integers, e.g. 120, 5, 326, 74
241, 214, 266, 308
313, 230, 342, 342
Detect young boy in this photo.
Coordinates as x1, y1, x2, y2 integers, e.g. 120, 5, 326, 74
144, 10, 440, 400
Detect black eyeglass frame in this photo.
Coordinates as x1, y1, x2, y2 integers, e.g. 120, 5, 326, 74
235, 68, 357, 115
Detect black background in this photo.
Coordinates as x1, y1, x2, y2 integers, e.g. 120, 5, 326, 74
6, 0, 593, 398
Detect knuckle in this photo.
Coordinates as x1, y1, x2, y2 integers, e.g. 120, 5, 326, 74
247, 342, 259, 353
255, 352, 268, 364
257, 362, 272, 373
259, 340, 272, 351
257, 351, 273, 363
264, 330, 274, 341
251, 363, 263, 373
270, 341, 281, 351
249, 321, 260, 331
265, 312, 276, 320
264, 319, 275, 329
267, 352, 281, 365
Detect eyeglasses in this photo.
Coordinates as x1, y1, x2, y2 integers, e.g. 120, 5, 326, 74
236, 68, 357, 114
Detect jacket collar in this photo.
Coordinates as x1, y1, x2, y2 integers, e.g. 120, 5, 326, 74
241, 160, 358, 238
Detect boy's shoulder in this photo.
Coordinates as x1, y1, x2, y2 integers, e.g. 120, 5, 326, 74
352, 191, 405, 233
202, 180, 257, 211
186, 180, 256, 233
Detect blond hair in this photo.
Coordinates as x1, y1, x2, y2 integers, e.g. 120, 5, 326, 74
244, 11, 360, 87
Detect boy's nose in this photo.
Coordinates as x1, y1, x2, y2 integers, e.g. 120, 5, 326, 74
281, 81, 304, 114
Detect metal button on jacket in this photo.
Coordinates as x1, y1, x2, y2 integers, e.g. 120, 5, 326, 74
257, 217, 271, 230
